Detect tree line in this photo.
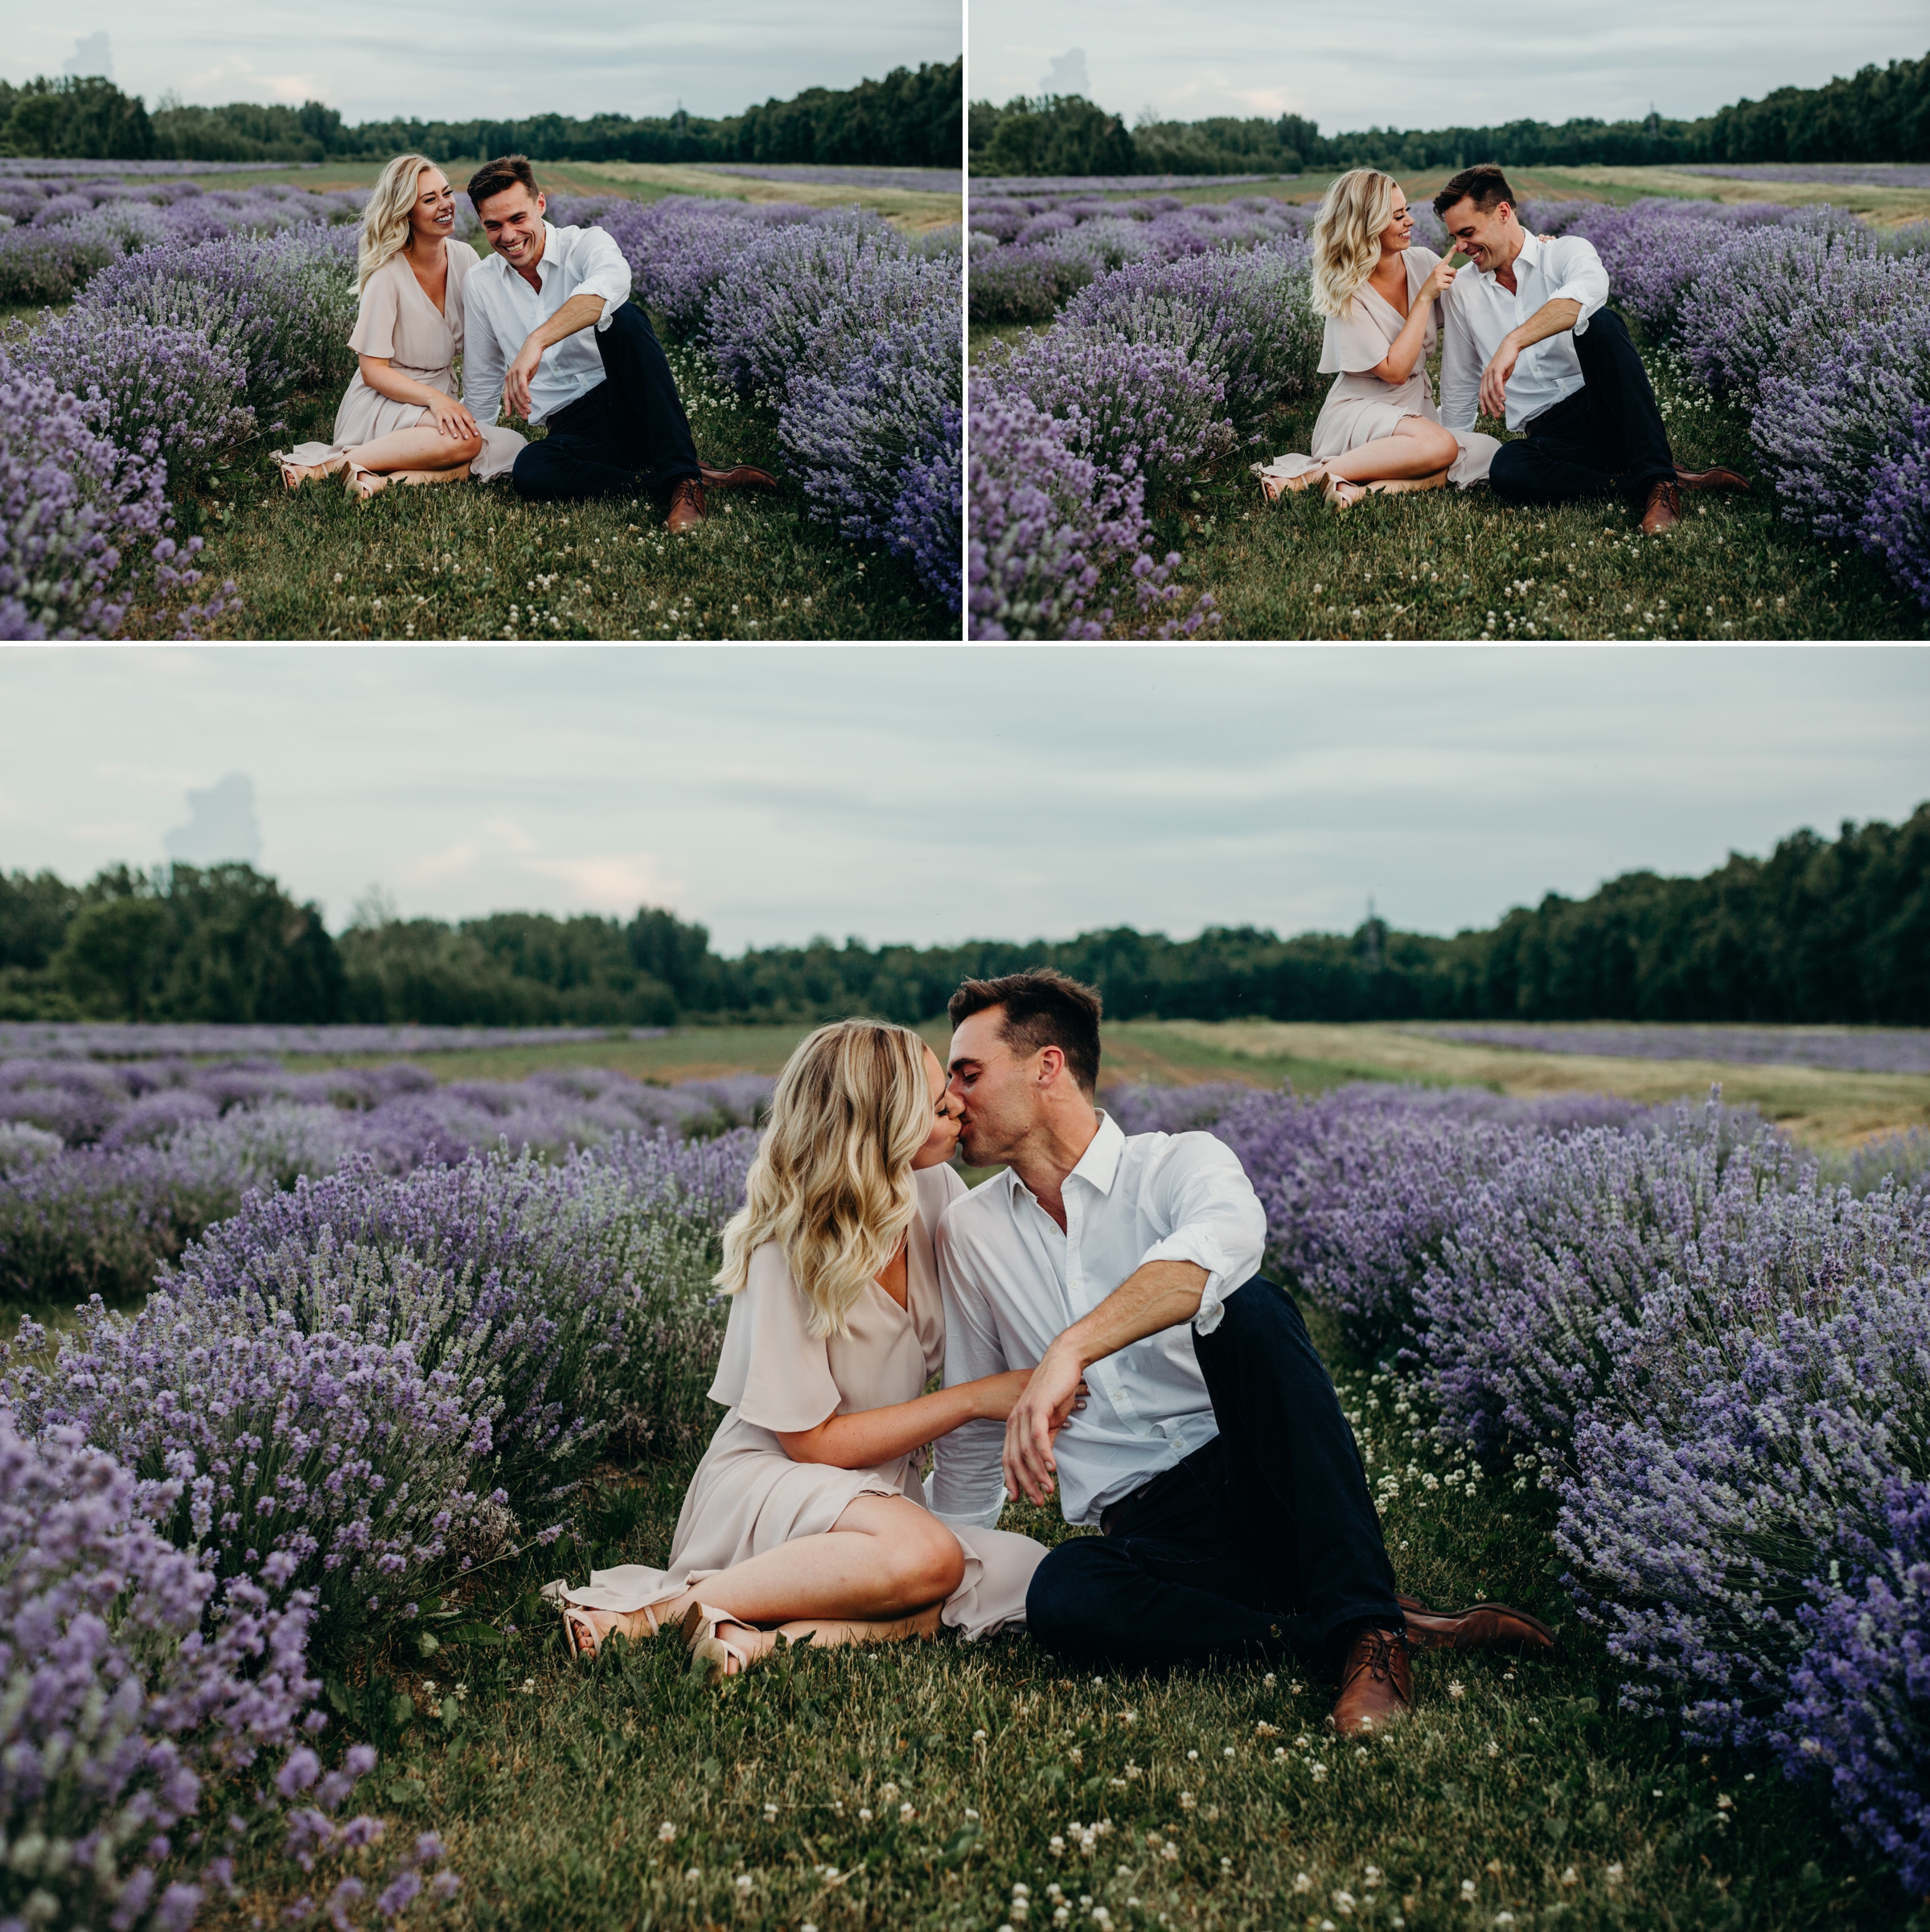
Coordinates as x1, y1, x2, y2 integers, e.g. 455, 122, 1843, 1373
969, 46, 1930, 176
0, 59, 961, 168
2, 805, 1924, 1032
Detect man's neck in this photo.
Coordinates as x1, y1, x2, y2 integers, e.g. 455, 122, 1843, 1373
1491, 227, 1526, 291
1005, 1106, 1103, 1233
512, 227, 547, 293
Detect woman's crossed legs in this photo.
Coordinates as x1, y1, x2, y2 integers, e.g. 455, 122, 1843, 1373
1323, 414, 1458, 505
569, 1494, 965, 1671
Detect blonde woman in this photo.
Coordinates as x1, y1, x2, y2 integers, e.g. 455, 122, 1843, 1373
1255, 169, 1499, 510
544, 1021, 1060, 1676
276, 154, 527, 498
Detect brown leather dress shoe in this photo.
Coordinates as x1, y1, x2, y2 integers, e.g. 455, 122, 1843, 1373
1396, 1593, 1556, 1654
1674, 464, 1750, 493
1333, 1626, 1414, 1734
698, 461, 779, 491
1640, 478, 1682, 534
667, 477, 705, 533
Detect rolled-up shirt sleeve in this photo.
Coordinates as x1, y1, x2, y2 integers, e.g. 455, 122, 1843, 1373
1546, 236, 1609, 336
569, 224, 633, 329
1135, 1133, 1267, 1335
929, 1210, 1012, 1532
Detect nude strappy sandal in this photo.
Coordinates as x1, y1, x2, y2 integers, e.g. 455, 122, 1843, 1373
556, 1597, 662, 1660
680, 1602, 760, 1682
1259, 463, 1328, 503
345, 461, 388, 502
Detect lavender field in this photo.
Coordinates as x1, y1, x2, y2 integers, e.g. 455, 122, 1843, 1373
968, 185, 1930, 640
1413, 1019, 1930, 1074
6, 1040, 1926, 1926
0, 165, 960, 640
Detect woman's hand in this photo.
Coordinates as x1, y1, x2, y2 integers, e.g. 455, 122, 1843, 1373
1420, 257, 1457, 304
425, 392, 479, 441
975, 1366, 1085, 1426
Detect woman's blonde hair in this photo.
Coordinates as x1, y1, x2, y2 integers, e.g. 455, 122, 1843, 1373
1309, 168, 1402, 318
715, 1019, 934, 1338
358, 152, 441, 288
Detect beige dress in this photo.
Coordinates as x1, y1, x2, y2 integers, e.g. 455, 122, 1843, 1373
544, 1165, 1047, 1640
277, 242, 526, 479
1256, 245, 1497, 492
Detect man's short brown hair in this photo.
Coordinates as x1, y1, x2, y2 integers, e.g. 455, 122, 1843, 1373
1433, 163, 1517, 222
467, 154, 540, 207
948, 968, 1103, 1095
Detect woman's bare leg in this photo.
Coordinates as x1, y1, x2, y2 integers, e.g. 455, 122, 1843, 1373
345, 427, 484, 497
566, 1495, 964, 1656
1326, 416, 1459, 485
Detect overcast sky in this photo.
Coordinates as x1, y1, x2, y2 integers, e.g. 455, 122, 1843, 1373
15, 4, 958, 125
2, 647, 1925, 954
969, 1, 1927, 133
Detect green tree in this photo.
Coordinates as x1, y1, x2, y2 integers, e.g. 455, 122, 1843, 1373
57, 896, 172, 1019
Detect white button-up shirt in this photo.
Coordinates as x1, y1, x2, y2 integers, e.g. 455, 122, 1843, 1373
1439, 231, 1612, 433
928, 1112, 1267, 1532
461, 222, 634, 427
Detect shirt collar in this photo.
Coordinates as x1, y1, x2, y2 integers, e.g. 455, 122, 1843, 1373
998, 1110, 1124, 1204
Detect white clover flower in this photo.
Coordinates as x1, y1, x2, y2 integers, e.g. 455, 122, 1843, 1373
657, 1821, 676, 1843
1293, 1873, 1312, 1894
1604, 1863, 1624, 1885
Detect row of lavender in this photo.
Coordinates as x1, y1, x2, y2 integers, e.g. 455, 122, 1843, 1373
1411, 1019, 1930, 1074
0, 174, 367, 305
1, 1119, 758, 1931
968, 201, 1327, 638
1519, 196, 1930, 604
1124, 1078, 1930, 1892
0, 1057, 772, 1305
596, 196, 962, 611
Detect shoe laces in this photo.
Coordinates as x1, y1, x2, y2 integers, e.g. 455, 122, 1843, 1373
1353, 1627, 1406, 1682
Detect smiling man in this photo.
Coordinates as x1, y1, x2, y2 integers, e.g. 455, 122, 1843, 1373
461, 154, 774, 531
1435, 163, 1748, 534
929, 967, 1553, 1730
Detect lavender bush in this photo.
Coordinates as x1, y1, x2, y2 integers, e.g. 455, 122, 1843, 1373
0, 367, 217, 640
966, 388, 1207, 640
1776, 1480, 1930, 1890
1411, 1020, 1930, 1075
1554, 1175, 1930, 1743
0, 1413, 320, 1932
10, 314, 254, 495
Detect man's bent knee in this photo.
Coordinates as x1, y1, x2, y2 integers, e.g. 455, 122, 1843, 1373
1488, 441, 1538, 502
1026, 1539, 1107, 1655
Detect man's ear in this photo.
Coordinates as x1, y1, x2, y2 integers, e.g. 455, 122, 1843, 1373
1035, 1044, 1066, 1088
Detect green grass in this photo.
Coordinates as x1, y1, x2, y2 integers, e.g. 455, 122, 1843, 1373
169, 333, 951, 641
1140, 344, 1925, 642
207, 1302, 1905, 1930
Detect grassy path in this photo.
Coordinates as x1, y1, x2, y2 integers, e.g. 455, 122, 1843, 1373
211, 1305, 1900, 1930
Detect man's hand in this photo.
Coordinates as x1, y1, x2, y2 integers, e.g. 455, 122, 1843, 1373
1479, 335, 1521, 419
503, 337, 545, 422
1003, 1339, 1087, 1506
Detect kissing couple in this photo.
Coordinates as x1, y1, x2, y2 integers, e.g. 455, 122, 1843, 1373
277, 153, 774, 530
1257, 163, 1747, 531
544, 970, 1552, 1734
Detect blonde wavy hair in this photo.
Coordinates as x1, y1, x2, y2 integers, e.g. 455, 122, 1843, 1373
1309, 168, 1402, 318
358, 152, 441, 289
715, 1019, 934, 1338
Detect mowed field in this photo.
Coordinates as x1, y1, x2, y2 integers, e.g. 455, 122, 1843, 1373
305, 1016, 1930, 1148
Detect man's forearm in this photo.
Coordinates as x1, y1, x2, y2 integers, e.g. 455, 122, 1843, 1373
1508, 297, 1582, 351
528, 292, 608, 353
1050, 1260, 1209, 1371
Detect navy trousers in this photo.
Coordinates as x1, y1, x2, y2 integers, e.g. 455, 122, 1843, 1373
511, 301, 701, 503
1487, 308, 1677, 507
1025, 1277, 1403, 1671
